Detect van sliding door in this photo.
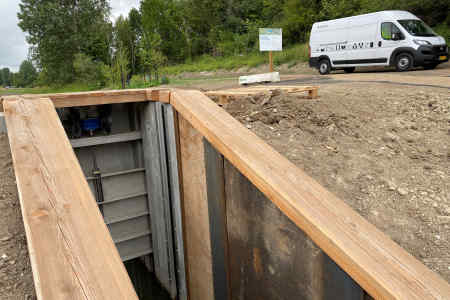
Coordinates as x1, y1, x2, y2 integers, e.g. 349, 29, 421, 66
345, 20, 379, 65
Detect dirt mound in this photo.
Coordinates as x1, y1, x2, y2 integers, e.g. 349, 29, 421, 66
0, 134, 36, 299
222, 82, 450, 281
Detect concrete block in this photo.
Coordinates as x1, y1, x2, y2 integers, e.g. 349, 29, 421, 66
239, 72, 280, 85
0, 113, 6, 134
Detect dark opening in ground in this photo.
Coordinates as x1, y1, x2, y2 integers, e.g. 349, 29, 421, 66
125, 258, 171, 300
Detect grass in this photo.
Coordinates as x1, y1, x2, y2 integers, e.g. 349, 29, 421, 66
0, 79, 167, 97
0, 82, 100, 96
0, 43, 309, 95
167, 75, 237, 87
163, 43, 309, 75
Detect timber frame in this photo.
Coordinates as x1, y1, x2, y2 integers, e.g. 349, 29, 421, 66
1, 88, 450, 300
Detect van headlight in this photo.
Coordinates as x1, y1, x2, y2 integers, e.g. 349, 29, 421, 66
414, 40, 432, 46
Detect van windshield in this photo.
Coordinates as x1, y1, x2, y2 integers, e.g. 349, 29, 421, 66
398, 19, 437, 37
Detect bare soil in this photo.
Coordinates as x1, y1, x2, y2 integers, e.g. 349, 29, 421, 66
0, 62, 448, 298
0, 134, 36, 299
217, 81, 450, 281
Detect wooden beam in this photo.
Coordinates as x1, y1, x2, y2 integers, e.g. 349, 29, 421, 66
170, 89, 450, 300
1, 89, 171, 111
3, 96, 138, 300
178, 114, 214, 300
205, 85, 319, 99
25, 89, 150, 108
147, 89, 171, 103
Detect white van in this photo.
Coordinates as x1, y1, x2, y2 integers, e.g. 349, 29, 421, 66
309, 11, 448, 74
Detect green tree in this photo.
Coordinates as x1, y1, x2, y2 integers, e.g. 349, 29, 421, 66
73, 53, 106, 86
18, 0, 111, 84
128, 8, 142, 75
113, 46, 130, 89
141, 0, 187, 62
139, 32, 167, 81
1, 68, 11, 87
281, 0, 320, 44
16, 60, 38, 87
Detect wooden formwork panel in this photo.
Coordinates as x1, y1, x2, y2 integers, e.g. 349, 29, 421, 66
3, 97, 138, 300
178, 115, 215, 300
171, 89, 450, 300
203, 139, 363, 299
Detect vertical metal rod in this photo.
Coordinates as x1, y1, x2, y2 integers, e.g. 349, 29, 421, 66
269, 51, 274, 72
163, 104, 188, 300
91, 147, 104, 216
141, 102, 177, 299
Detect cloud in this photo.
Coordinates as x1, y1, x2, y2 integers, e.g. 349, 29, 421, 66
0, 0, 28, 72
110, 0, 140, 21
0, 0, 140, 72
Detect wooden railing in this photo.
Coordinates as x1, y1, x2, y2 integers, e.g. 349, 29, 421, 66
2, 89, 450, 300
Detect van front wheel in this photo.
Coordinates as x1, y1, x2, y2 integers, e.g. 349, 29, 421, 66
319, 59, 331, 75
395, 53, 413, 72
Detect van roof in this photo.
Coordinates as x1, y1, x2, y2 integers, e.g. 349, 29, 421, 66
312, 10, 419, 28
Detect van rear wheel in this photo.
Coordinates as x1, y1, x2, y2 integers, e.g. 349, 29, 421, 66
319, 59, 331, 75
395, 53, 413, 72
344, 67, 355, 73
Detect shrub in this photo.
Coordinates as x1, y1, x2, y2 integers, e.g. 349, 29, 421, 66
73, 53, 106, 87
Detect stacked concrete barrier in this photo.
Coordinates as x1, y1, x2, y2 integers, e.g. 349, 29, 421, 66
0, 113, 6, 134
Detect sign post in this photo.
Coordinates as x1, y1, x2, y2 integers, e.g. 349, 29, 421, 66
259, 28, 282, 72
269, 51, 273, 72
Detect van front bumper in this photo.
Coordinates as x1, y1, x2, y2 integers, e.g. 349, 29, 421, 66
415, 44, 449, 66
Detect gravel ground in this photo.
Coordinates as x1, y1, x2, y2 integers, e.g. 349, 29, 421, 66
219, 81, 450, 281
0, 134, 36, 300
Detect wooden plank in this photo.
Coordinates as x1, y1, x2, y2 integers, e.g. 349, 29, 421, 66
205, 85, 319, 99
308, 88, 318, 99
141, 102, 177, 298
215, 85, 318, 92
70, 131, 142, 148
163, 104, 188, 300
244, 85, 318, 90
178, 114, 214, 300
147, 89, 171, 103
203, 140, 230, 300
170, 89, 450, 300
24, 89, 149, 108
3, 96, 138, 300
1, 89, 172, 111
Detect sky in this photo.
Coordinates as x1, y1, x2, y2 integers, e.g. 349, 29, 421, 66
0, 0, 140, 72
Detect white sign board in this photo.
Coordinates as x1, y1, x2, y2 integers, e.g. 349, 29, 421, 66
259, 28, 282, 51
